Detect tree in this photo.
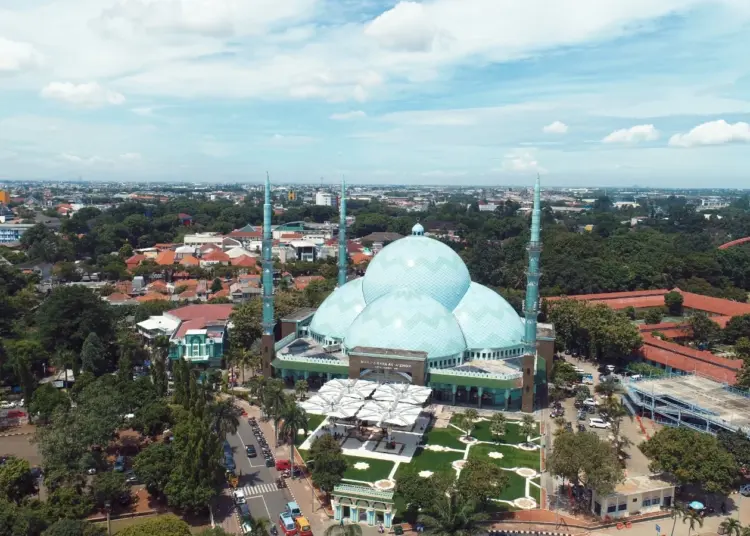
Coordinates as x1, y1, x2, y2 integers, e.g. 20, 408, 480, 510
735, 338, 750, 360
689, 312, 721, 349
230, 302, 263, 351
664, 291, 684, 316
29, 384, 70, 425
548, 431, 623, 498
682, 508, 704, 536
717, 429, 750, 469
210, 278, 223, 293
133, 443, 173, 498
133, 401, 173, 438
644, 308, 663, 325
458, 457, 508, 508
208, 399, 241, 438
309, 435, 347, 498
242, 518, 272, 536
294, 379, 309, 400
417, 484, 489, 536
395, 467, 445, 516
46, 486, 94, 520
278, 402, 309, 478
118, 514, 191, 536
196, 529, 234, 536
488, 413, 507, 441
91, 471, 128, 508
0, 456, 36, 504
264, 383, 289, 440
323, 525, 363, 536
640, 427, 737, 495
719, 518, 743, 536
454, 412, 475, 438
37, 286, 114, 355
80, 333, 107, 376
42, 519, 106, 536
551, 361, 579, 386
519, 414, 536, 444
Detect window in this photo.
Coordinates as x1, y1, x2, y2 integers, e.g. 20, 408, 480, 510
618, 503, 627, 511
192, 343, 199, 356
642, 498, 651, 506
607, 504, 617, 513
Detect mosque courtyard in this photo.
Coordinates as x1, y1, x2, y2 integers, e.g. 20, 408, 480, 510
295, 380, 543, 515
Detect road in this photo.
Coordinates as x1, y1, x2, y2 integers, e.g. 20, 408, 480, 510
225, 413, 296, 530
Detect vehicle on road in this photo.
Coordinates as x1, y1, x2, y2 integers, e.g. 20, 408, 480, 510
740, 484, 750, 497
242, 521, 253, 535
582, 398, 599, 407
286, 501, 301, 518
279, 512, 297, 536
246, 445, 257, 457
295, 516, 312, 536
0, 401, 16, 409
588, 418, 611, 429
125, 470, 138, 484
238, 503, 251, 520
232, 489, 246, 505
276, 459, 292, 471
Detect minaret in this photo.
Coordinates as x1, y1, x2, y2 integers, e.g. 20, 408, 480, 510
338, 177, 347, 287
260, 173, 275, 377
523, 175, 542, 356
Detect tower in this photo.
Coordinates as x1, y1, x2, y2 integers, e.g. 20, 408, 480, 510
338, 177, 347, 287
260, 173, 275, 377
523, 175, 542, 355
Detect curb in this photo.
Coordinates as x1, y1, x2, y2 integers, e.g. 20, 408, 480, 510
0, 431, 32, 437
490, 531, 573, 536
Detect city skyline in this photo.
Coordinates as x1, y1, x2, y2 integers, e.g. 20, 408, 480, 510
1, 0, 749, 186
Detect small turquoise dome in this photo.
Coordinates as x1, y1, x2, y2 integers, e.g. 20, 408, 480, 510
453, 283, 524, 350
362, 236, 470, 310
411, 223, 424, 236
309, 278, 366, 340
344, 288, 467, 359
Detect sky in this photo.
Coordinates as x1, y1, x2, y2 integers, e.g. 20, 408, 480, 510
1, 0, 749, 187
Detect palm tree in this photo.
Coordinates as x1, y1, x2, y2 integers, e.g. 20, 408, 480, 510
489, 413, 506, 441
453, 413, 471, 438
418, 489, 488, 536
323, 524, 363, 536
246, 517, 272, 536
519, 414, 536, 445
720, 518, 743, 536
669, 504, 687, 536
278, 402, 309, 477
295, 379, 309, 400
682, 509, 704, 536
210, 399, 242, 437
265, 385, 290, 442
740, 527, 750, 536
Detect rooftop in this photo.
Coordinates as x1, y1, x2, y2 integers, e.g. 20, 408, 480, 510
608, 475, 674, 496
629, 374, 750, 430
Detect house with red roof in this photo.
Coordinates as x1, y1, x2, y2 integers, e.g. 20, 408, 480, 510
155, 250, 176, 266
136, 304, 234, 367
200, 249, 230, 267
125, 254, 145, 270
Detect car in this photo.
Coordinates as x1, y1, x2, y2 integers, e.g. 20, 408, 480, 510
125, 471, 138, 484
0, 401, 16, 409
588, 418, 611, 429
276, 459, 292, 471
238, 503, 251, 520
740, 484, 750, 497
279, 512, 297, 536
246, 445, 257, 458
242, 521, 254, 535
233, 489, 246, 505
286, 501, 302, 518
113, 455, 125, 472
295, 516, 313, 536
87, 468, 97, 475
583, 398, 599, 407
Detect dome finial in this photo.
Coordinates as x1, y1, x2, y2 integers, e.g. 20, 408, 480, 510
411, 222, 424, 236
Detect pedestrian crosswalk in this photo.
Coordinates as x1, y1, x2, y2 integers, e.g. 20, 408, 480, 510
243, 483, 280, 496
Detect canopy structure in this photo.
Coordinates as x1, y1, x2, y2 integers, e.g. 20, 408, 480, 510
372, 384, 432, 405
357, 400, 423, 428
319, 378, 377, 400
299, 393, 364, 419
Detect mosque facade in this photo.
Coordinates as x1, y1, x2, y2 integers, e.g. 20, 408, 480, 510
259, 177, 554, 412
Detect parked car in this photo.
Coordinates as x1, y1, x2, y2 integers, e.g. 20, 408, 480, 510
113, 455, 125, 472
246, 445, 257, 458
583, 398, 599, 407
233, 489, 246, 505
0, 401, 16, 409
588, 418, 611, 429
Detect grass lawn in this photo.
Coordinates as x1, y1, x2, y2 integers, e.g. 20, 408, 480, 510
293, 414, 327, 446
529, 481, 541, 503
449, 415, 540, 445
469, 444, 540, 471
343, 455, 395, 482
423, 426, 465, 450
396, 447, 464, 478
496, 471, 527, 501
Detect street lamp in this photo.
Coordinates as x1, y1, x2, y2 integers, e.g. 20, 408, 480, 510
104, 501, 112, 536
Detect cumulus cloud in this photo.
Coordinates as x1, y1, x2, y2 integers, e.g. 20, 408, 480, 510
668, 120, 750, 148
602, 124, 659, 144
365, 2, 438, 52
59, 153, 109, 165
330, 111, 367, 121
41, 82, 126, 108
543, 121, 568, 134
501, 149, 546, 173
0, 37, 43, 73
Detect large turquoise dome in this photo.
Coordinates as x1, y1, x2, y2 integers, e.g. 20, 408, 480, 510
344, 288, 467, 359
362, 235, 470, 311
309, 278, 366, 340
453, 283, 524, 350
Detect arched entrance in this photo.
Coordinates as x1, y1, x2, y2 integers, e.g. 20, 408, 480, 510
359, 369, 412, 384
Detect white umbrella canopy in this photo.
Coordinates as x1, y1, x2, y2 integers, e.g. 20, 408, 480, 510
318, 378, 377, 400
357, 400, 423, 428
299, 393, 364, 418
372, 383, 432, 405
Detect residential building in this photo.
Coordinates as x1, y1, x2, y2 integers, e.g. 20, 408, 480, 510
184, 232, 224, 247
288, 240, 317, 262
0, 223, 35, 244
315, 192, 335, 206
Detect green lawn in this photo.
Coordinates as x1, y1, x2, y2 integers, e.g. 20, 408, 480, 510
496, 471, 527, 501
294, 414, 327, 446
529, 481, 541, 503
469, 444, 540, 471
449, 415, 540, 445
343, 455, 395, 482
395, 447, 464, 478
423, 426, 465, 450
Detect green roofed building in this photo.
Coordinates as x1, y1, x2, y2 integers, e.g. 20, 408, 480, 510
260, 178, 555, 412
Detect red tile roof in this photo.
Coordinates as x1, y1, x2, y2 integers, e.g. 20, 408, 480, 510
294, 275, 324, 291
180, 255, 200, 266
136, 292, 169, 302
232, 255, 258, 268
351, 252, 370, 265
167, 304, 234, 322
155, 250, 176, 266
202, 250, 230, 262
545, 289, 668, 310
212, 288, 230, 299
228, 231, 262, 239
106, 292, 133, 302
641, 334, 741, 383
126, 254, 146, 267
281, 232, 304, 239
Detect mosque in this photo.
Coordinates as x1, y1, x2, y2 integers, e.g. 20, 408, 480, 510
259, 177, 555, 412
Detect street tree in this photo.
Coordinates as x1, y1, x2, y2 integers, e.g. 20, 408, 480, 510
519, 414, 536, 444
323, 524, 363, 536
29, 384, 70, 425
548, 431, 623, 498
133, 443, 174, 498
208, 399, 242, 438
309, 435, 347, 499
278, 401, 309, 476
133, 401, 173, 438
118, 514, 192, 536
42, 519, 107, 536
90, 471, 128, 508
417, 482, 489, 536
0, 456, 37, 504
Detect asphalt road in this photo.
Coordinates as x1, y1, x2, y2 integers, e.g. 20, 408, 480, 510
227, 416, 295, 528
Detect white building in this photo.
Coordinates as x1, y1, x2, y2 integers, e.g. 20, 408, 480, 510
478, 201, 498, 212
184, 232, 224, 247
592, 476, 674, 520
315, 192, 335, 207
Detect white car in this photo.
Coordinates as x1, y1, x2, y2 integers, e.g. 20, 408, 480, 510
232, 489, 246, 505
583, 398, 599, 407
589, 418, 612, 429
0, 401, 16, 409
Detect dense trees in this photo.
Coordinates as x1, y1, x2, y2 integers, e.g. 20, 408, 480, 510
308, 435, 347, 497
548, 431, 623, 500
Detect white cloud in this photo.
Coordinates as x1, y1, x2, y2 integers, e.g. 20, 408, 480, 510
0, 37, 42, 73
41, 82, 126, 108
602, 124, 659, 143
543, 121, 568, 134
120, 152, 142, 161
668, 120, 750, 148
59, 153, 110, 165
365, 2, 438, 52
330, 110, 367, 121
500, 149, 546, 173
269, 133, 317, 145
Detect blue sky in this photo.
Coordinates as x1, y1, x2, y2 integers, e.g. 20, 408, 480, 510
1, 0, 749, 186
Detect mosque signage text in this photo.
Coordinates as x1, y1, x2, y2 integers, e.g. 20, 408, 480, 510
358, 359, 415, 371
